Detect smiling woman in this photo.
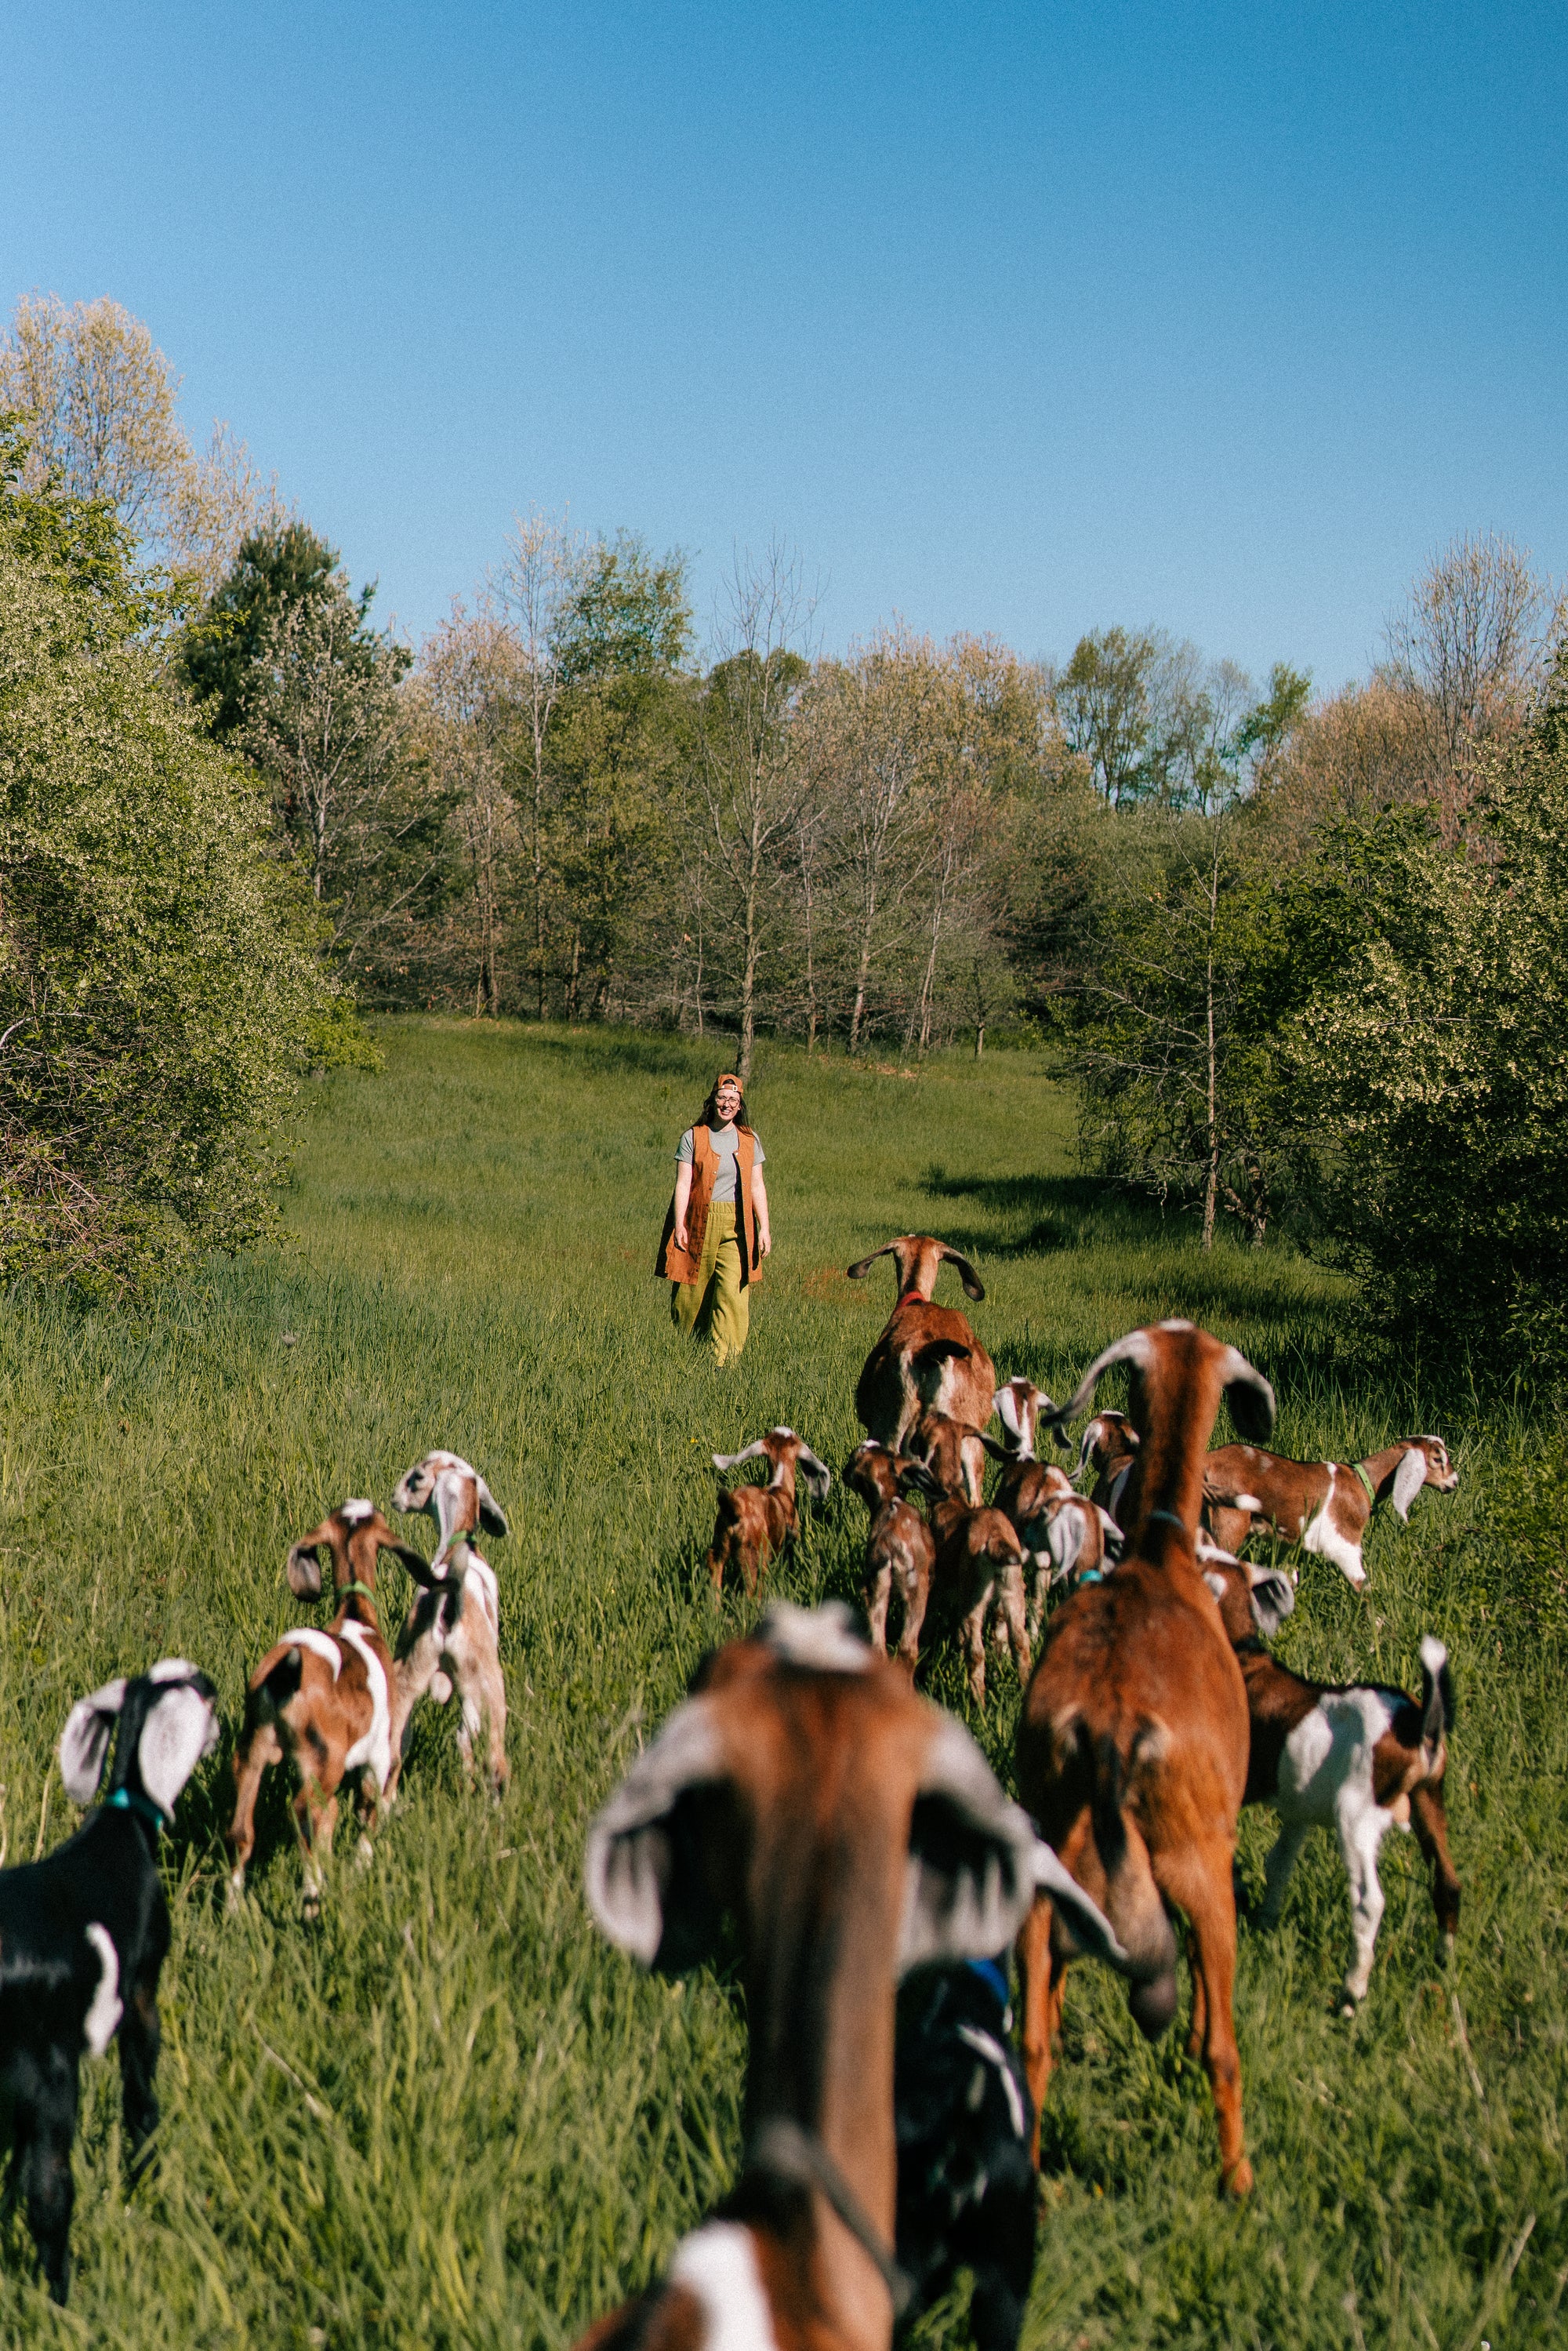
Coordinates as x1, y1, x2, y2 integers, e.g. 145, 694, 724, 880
655, 1070, 772, 1366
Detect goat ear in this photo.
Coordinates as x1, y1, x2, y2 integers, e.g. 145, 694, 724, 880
712, 1441, 768, 1473
938, 1245, 985, 1302
1391, 1446, 1428, 1521
377, 1535, 440, 1582
1051, 1332, 1155, 1431
1033, 1840, 1130, 1969
1246, 1565, 1295, 1637
796, 1447, 832, 1504
59, 1680, 129, 1804
996, 1385, 1024, 1443
846, 1242, 897, 1280
1219, 1346, 1276, 1442
138, 1684, 219, 1815
475, 1476, 509, 1539
583, 1699, 727, 1972
285, 1539, 326, 1600
1044, 1502, 1085, 1578
978, 1431, 1011, 1462
898, 1458, 943, 1499
1096, 1506, 1124, 1558
900, 1716, 1037, 1974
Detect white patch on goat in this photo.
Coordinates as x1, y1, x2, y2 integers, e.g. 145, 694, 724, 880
339, 1621, 392, 1792
1276, 1688, 1393, 1826
956, 2022, 1028, 2139
759, 1600, 869, 1673
669, 2222, 779, 2351
1301, 1470, 1367, 1586
340, 1498, 376, 1524
289, 1627, 344, 1679
148, 1657, 198, 1684
82, 1924, 122, 2056
463, 1557, 500, 1636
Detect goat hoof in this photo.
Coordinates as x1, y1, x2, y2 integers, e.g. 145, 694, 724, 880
1440, 1932, 1456, 1968
1221, 2157, 1254, 2198
1337, 1992, 1360, 2019
355, 1836, 374, 1870
301, 1891, 322, 1925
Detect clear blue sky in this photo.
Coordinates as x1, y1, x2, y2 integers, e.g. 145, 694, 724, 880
3, 3, 1563, 691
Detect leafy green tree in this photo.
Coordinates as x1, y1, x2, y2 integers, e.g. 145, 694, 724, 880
180, 518, 345, 737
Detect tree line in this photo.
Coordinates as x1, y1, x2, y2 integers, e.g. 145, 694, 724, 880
3, 292, 1565, 1382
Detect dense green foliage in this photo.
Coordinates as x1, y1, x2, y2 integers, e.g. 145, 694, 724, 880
0, 441, 354, 1291
0, 1024, 1559, 2346
180, 518, 350, 739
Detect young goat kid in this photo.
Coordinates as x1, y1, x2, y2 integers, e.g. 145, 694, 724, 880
988, 1379, 1120, 1638
1, 1662, 220, 2301
848, 1236, 996, 1452
1078, 1408, 1139, 1522
579, 1601, 1124, 2351
387, 1450, 511, 1800
706, 1427, 831, 1597
1203, 1435, 1458, 1590
227, 1502, 426, 1910
1200, 1549, 1460, 2010
902, 1451, 1030, 1706
844, 1440, 937, 1670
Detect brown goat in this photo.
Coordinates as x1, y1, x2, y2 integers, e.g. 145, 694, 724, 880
844, 1441, 937, 1670
579, 1601, 1123, 2351
1200, 1549, 1461, 2010
989, 1379, 1119, 1638
227, 1502, 428, 1913
1015, 1320, 1276, 2195
706, 1429, 832, 1597
1078, 1408, 1139, 1520
906, 1408, 990, 1507
848, 1236, 996, 1451
1203, 1435, 1459, 1590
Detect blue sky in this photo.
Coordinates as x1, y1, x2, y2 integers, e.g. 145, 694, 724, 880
3, 2, 1563, 690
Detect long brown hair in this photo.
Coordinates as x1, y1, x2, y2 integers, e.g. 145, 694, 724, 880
697, 1073, 752, 1132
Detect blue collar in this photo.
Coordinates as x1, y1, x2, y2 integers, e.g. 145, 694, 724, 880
104, 1787, 167, 1833
1077, 1567, 1105, 1586
966, 1957, 1011, 2008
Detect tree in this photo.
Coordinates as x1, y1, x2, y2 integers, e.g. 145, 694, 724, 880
0, 293, 260, 594
1384, 531, 1566, 779
0, 445, 347, 1294
1054, 626, 1160, 808
180, 519, 343, 737
416, 604, 525, 1016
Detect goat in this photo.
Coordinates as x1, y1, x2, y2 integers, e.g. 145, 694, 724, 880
227, 1503, 426, 1910
1200, 1549, 1461, 2011
1203, 1435, 1459, 1590
579, 1601, 1126, 2351
1016, 1319, 1277, 2195
387, 1450, 511, 1801
705, 1427, 831, 1597
906, 1407, 990, 1507
848, 1236, 996, 1452
899, 1457, 1030, 1706
0, 1662, 219, 2301
1078, 1408, 1139, 1521
844, 1441, 936, 1670
989, 1380, 1120, 1639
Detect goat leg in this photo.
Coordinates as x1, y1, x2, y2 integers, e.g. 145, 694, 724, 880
224, 1720, 283, 1902
1015, 1895, 1058, 2165
11, 2045, 79, 2302
862, 1561, 892, 1654
118, 1979, 162, 2183
1409, 1781, 1461, 1958
1166, 1848, 1251, 2194
895, 1562, 930, 1677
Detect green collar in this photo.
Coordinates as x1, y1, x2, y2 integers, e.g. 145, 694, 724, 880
335, 1580, 378, 1609
104, 1786, 167, 1833
1351, 1462, 1377, 1506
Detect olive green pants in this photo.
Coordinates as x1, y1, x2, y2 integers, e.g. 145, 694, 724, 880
670, 1200, 750, 1365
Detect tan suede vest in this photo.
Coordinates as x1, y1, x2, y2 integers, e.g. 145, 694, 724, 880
656, 1124, 762, 1287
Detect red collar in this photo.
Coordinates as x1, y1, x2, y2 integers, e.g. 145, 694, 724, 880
895, 1285, 927, 1307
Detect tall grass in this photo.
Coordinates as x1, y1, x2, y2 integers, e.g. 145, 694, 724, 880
0, 1019, 1561, 2346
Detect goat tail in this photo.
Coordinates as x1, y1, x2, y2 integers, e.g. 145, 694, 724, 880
1418, 1634, 1454, 1758
249, 1646, 304, 1726
1080, 1722, 1178, 2039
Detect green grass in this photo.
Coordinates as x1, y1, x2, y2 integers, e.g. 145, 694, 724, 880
0, 1017, 1563, 2348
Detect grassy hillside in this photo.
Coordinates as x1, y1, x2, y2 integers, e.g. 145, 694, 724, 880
0, 1019, 1562, 2348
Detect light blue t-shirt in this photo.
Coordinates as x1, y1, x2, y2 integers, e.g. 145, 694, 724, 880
676, 1122, 765, 1205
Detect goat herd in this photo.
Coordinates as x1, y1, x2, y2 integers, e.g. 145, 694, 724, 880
0, 1234, 1461, 2351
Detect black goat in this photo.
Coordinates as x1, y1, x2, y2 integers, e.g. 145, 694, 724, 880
0, 1660, 219, 2302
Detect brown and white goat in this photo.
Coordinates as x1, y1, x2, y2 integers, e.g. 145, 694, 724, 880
387, 1450, 511, 1801
579, 1601, 1126, 2351
1078, 1408, 1139, 1521
899, 1450, 1030, 1706
844, 1441, 936, 1670
989, 1379, 1120, 1640
848, 1236, 996, 1452
1016, 1320, 1277, 2195
706, 1428, 832, 1597
227, 1502, 428, 1910
906, 1408, 990, 1507
1200, 1548, 1461, 2010
1203, 1436, 1459, 1590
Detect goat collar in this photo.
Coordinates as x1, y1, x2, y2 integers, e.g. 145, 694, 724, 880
1145, 1508, 1188, 1534
435, 1533, 477, 1569
1352, 1461, 1378, 1505
966, 1955, 1012, 2008
895, 1285, 927, 1307
1077, 1567, 1105, 1586
335, 1580, 378, 1609
104, 1786, 168, 1833
744, 2117, 913, 2317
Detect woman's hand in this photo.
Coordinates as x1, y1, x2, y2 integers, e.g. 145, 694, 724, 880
672, 1161, 694, 1254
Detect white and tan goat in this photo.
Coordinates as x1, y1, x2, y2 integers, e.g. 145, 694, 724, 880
387, 1450, 511, 1801
1203, 1435, 1459, 1589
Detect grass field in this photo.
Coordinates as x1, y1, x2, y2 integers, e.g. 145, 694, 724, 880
0, 1018, 1563, 2349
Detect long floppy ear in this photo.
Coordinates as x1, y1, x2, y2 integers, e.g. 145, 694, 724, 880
898, 1459, 943, 1500
996, 1384, 1025, 1444
285, 1531, 330, 1600
795, 1446, 832, 1505
1044, 1501, 1086, 1581
978, 1432, 1012, 1462
376, 1533, 441, 1582
583, 1699, 727, 1973
899, 1715, 1038, 1974
713, 1441, 770, 1473
1391, 1446, 1428, 1521
475, 1475, 509, 1539
1245, 1563, 1295, 1637
1033, 1840, 1130, 1969
1218, 1345, 1276, 1442
138, 1684, 220, 1816
1051, 1332, 1155, 1432
59, 1679, 129, 1804
846, 1242, 898, 1280
1096, 1506, 1125, 1559
938, 1245, 985, 1302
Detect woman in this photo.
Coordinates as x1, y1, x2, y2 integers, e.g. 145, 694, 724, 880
656, 1070, 771, 1364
